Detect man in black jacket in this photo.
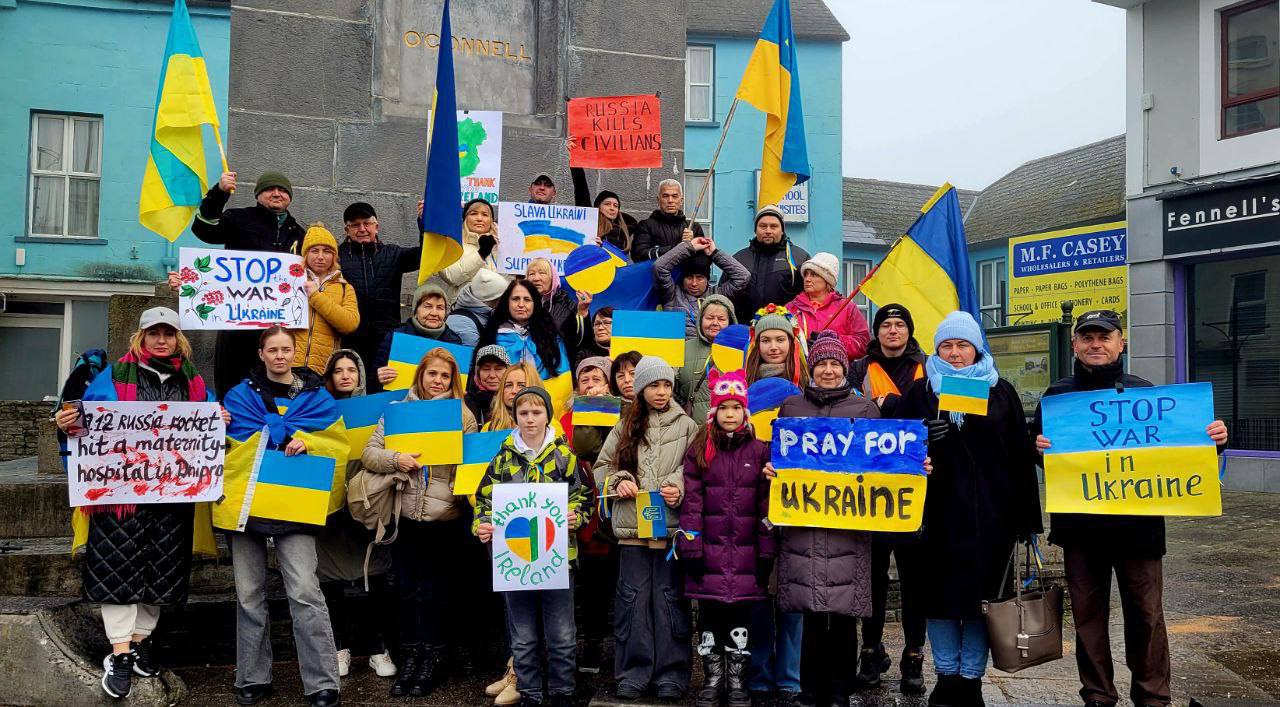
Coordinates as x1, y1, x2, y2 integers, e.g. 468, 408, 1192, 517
630, 179, 702, 262
337, 202, 423, 391
1032, 310, 1228, 707
191, 170, 306, 398
726, 206, 809, 322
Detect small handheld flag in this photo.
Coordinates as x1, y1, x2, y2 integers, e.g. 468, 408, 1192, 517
385, 333, 474, 392
710, 324, 751, 373
573, 395, 622, 427
454, 429, 508, 495
635, 490, 668, 539
747, 377, 801, 442
251, 451, 336, 526
611, 310, 686, 367
564, 245, 618, 294
937, 376, 990, 416
336, 390, 407, 464
383, 398, 464, 464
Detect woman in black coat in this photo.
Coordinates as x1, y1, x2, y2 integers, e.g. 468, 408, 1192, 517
895, 312, 1042, 707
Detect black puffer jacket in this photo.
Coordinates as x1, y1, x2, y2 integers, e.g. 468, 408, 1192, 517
728, 237, 810, 323
81, 367, 196, 605
338, 237, 423, 374
630, 209, 704, 262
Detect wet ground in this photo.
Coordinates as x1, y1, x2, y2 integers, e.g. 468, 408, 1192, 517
175, 491, 1280, 706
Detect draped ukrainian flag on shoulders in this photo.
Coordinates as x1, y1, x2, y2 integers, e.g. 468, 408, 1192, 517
215, 380, 349, 532
138, 0, 224, 242
417, 0, 465, 284
859, 184, 983, 349
736, 0, 810, 208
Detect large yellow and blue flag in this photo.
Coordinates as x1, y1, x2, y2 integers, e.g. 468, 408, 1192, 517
384, 398, 464, 465
736, 0, 810, 208
138, 0, 224, 242
418, 0, 464, 284
385, 332, 474, 392
860, 184, 982, 349
610, 310, 686, 367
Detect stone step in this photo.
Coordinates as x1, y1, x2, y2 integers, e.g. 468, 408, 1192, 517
0, 536, 235, 597
0, 456, 74, 538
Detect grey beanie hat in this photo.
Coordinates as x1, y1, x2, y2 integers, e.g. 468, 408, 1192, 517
631, 355, 675, 396
475, 344, 511, 367
512, 385, 553, 413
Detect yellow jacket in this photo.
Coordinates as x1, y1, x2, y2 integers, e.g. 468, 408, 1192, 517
293, 270, 360, 374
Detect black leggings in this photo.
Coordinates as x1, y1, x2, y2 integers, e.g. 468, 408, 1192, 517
320, 573, 396, 653
697, 600, 753, 653
392, 516, 469, 647
801, 611, 858, 700
861, 538, 927, 649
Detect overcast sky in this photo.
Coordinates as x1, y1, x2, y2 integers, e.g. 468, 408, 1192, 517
830, 0, 1127, 190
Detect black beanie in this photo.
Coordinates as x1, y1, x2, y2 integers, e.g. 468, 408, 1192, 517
683, 253, 712, 279
593, 190, 621, 208
873, 303, 915, 338
511, 385, 553, 414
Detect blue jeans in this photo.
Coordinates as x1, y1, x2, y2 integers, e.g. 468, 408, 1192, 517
927, 619, 990, 679
748, 600, 803, 693
506, 587, 576, 700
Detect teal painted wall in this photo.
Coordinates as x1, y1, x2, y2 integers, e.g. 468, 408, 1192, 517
0, 0, 230, 281
685, 35, 844, 265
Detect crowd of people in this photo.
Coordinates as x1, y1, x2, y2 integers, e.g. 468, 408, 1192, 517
58, 169, 1230, 707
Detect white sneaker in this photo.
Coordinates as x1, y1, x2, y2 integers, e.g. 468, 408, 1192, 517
336, 648, 351, 678
369, 650, 397, 678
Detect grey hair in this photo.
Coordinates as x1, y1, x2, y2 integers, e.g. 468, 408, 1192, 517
657, 178, 683, 194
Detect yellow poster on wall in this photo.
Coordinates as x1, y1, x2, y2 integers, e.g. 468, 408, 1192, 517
1007, 221, 1127, 331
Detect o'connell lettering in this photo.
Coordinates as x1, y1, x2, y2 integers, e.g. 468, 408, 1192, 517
403, 31, 533, 63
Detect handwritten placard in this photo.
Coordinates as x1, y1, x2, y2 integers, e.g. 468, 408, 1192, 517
567, 94, 662, 169
1041, 382, 1221, 516
67, 401, 225, 507
495, 202, 599, 276
768, 417, 928, 532
491, 482, 571, 592
177, 247, 308, 330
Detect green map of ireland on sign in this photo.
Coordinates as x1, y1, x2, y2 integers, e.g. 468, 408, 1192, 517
457, 117, 488, 178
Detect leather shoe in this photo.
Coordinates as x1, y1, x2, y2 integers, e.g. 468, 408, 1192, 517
308, 688, 341, 707
234, 684, 273, 706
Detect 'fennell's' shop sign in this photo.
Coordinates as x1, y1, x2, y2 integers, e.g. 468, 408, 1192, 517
1162, 176, 1280, 256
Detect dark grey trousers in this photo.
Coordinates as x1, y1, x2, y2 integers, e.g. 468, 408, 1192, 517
614, 545, 691, 692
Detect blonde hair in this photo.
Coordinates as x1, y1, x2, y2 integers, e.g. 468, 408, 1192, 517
129, 327, 193, 360
745, 329, 809, 387
412, 347, 464, 400
487, 361, 543, 430
526, 258, 554, 279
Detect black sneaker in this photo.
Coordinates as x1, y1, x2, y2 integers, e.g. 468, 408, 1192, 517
578, 639, 603, 674
101, 653, 134, 699
130, 637, 160, 677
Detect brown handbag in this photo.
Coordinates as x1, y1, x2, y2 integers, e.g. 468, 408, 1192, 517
982, 540, 1064, 673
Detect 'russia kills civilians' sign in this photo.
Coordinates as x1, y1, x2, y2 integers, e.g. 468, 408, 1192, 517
68, 401, 226, 507
178, 247, 309, 330
1041, 382, 1221, 516
768, 418, 928, 532
567, 94, 662, 169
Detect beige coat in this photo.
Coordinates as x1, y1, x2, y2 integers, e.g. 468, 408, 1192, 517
360, 390, 479, 523
593, 405, 699, 548
425, 227, 501, 304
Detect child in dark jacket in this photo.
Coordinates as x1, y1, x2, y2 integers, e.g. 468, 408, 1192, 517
679, 369, 775, 707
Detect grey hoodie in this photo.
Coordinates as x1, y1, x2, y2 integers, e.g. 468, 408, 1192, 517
654, 241, 751, 336
675, 294, 738, 423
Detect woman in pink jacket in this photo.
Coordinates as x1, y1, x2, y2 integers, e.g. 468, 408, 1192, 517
786, 252, 871, 359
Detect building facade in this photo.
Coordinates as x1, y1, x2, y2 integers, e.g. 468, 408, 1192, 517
0, 0, 230, 400
1100, 0, 1280, 488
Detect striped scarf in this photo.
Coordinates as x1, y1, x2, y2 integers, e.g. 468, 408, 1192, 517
111, 350, 208, 404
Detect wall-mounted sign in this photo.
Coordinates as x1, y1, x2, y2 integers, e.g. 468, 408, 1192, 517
1008, 221, 1127, 332
756, 171, 809, 223
1162, 176, 1280, 256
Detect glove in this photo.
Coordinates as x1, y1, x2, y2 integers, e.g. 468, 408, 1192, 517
478, 234, 497, 259
927, 419, 949, 445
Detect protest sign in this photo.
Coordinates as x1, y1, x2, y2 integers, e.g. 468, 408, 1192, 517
1008, 221, 1128, 333
458, 110, 502, 204
495, 202, 598, 275
177, 247, 308, 330
68, 401, 225, 507
1041, 382, 1221, 516
567, 94, 662, 169
491, 482, 571, 592
768, 417, 928, 532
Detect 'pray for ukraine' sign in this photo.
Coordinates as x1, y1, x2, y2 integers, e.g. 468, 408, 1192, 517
768, 418, 928, 533
1041, 382, 1221, 516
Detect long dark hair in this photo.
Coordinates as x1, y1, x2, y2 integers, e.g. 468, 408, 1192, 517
479, 279, 562, 373
609, 349, 642, 397
615, 372, 670, 472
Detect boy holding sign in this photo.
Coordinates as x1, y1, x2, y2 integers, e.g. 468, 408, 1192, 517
1032, 310, 1228, 707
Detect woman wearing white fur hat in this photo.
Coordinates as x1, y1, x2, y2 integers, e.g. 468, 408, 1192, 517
785, 251, 871, 359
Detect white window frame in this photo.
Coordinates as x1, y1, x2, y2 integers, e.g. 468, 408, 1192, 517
685, 44, 715, 122
842, 259, 873, 321
683, 170, 713, 236
977, 258, 1006, 328
28, 112, 103, 238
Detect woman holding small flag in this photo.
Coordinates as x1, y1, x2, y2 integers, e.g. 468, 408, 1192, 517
292, 224, 361, 376
593, 356, 699, 701
360, 347, 478, 698
895, 311, 1043, 707
786, 252, 870, 359
373, 282, 464, 388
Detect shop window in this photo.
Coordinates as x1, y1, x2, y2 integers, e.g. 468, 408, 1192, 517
1220, 0, 1280, 138
683, 170, 712, 236
1190, 255, 1280, 451
685, 45, 714, 122
29, 113, 102, 237
842, 258, 873, 321
977, 258, 1007, 328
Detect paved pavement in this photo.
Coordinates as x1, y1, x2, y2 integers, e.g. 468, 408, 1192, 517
175, 491, 1280, 706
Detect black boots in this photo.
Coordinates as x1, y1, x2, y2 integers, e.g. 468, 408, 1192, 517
696, 648, 726, 707
927, 675, 983, 707
900, 647, 926, 695
408, 644, 446, 697
853, 643, 891, 689
389, 643, 421, 697
726, 649, 750, 707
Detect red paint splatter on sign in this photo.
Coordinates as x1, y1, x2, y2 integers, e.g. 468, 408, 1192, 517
85, 488, 111, 501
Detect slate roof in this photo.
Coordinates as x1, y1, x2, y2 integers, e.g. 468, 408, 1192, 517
688, 0, 850, 42
963, 135, 1126, 244
842, 179, 980, 244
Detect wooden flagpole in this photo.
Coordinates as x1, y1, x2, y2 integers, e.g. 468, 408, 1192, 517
687, 97, 740, 225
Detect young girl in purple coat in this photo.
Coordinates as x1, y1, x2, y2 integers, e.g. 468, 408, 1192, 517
678, 369, 775, 707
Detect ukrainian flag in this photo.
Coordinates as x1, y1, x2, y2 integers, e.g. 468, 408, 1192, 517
736, 0, 810, 208
138, 0, 224, 242
384, 398, 464, 465
417, 0, 464, 284
454, 429, 508, 496
610, 310, 686, 367
710, 323, 751, 373
747, 377, 801, 442
635, 490, 668, 539
937, 376, 990, 416
337, 390, 406, 464
564, 245, 618, 294
385, 332, 473, 392
860, 184, 982, 349
573, 395, 622, 428
251, 451, 337, 526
